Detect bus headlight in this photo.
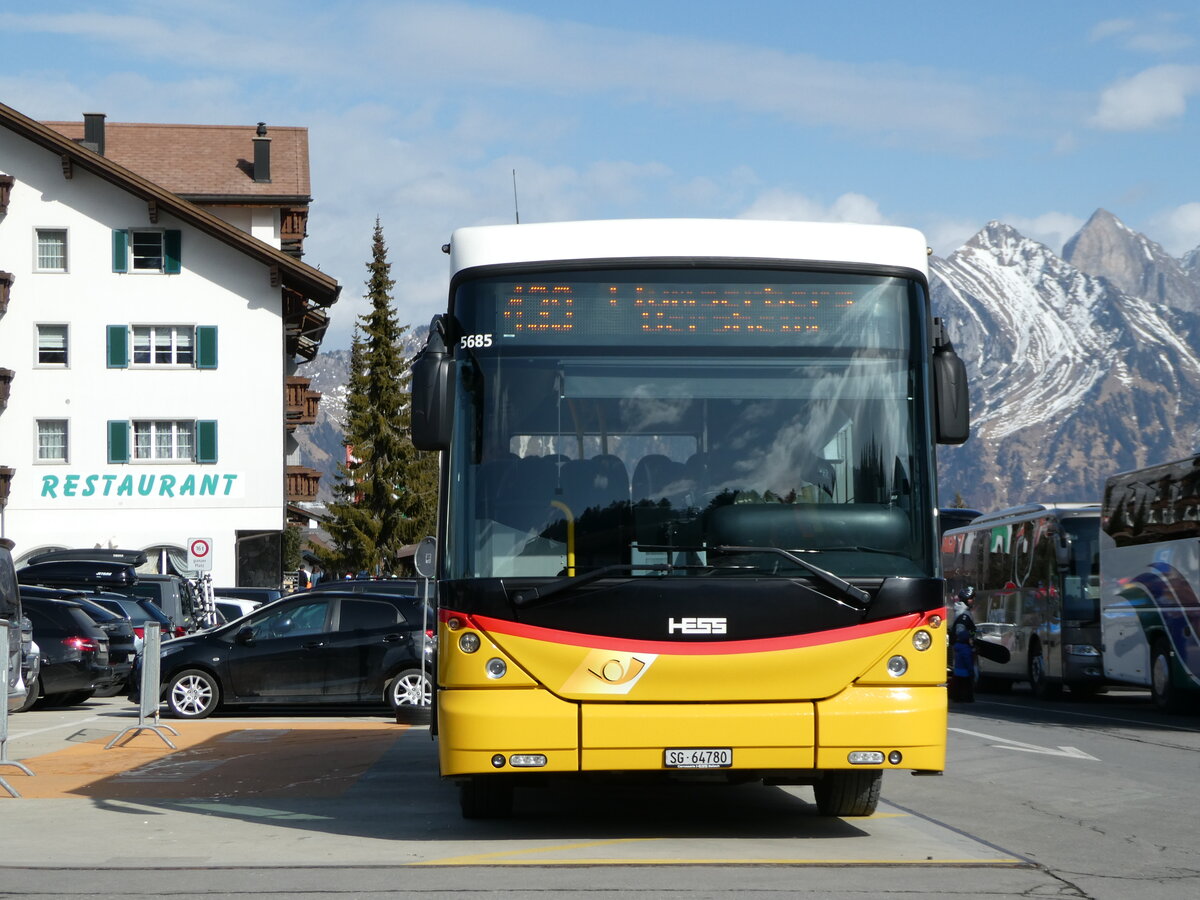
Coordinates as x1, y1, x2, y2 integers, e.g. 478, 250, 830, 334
486, 658, 507, 679
459, 632, 481, 654
912, 630, 933, 651
887, 655, 908, 677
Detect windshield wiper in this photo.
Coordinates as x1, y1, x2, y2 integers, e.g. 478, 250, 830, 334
711, 545, 871, 609
635, 544, 871, 610
509, 546, 871, 611
508, 563, 672, 609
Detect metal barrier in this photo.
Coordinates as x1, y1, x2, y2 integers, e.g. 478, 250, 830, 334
105, 622, 178, 750
1, 619, 35, 797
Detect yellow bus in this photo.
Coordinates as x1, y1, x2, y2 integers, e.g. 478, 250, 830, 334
411, 219, 970, 818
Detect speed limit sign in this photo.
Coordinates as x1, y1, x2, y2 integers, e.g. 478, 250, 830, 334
187, 537, 213, 572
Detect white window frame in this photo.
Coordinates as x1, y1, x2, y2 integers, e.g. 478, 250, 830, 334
35, 323, 69, 367
131, 325, 195, 367
130, 230, 165, 272
36, 419, 69, 463
132, 419, 195, 462
34, 228, 68, 273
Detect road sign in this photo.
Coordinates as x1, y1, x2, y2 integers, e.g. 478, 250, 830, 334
187, 537, 213, 572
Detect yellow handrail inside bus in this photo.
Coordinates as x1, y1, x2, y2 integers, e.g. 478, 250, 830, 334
550, 500, 575, 576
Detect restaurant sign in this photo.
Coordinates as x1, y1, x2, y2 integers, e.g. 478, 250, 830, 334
40, 472, 244, 500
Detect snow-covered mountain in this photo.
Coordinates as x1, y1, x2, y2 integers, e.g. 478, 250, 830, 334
295, 212, 1200, 512
934, 211, 1200, 509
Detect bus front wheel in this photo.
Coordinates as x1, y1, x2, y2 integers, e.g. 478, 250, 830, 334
813, 770, 882, 817
1151, 638, 1181, 712
460, 776, 514, 819
1028, 641, 1060, 699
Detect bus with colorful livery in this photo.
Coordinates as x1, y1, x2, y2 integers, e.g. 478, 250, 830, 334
411, 219, 970, 818
941, 503, 1104, 697
1101, 455, 1200, 711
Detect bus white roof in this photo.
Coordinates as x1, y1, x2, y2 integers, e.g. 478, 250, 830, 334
448, 219, 929, 278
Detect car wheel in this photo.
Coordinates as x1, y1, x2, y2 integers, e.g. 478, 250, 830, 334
16, 675, 40, 712
813, 770, 882, 817
1151, 638, 1181, 712
460, 776, 514, 819
167, 668, 220, 719
388, 668, 432, 709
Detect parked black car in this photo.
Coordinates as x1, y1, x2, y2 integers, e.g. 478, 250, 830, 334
157, 590, 435, 719
18, 550, 196, 635
90, 595, 177, 650
20, 594, 116, 707
20, 586, 136, 694
299, 578, 426, 597
212, 586, 285, 605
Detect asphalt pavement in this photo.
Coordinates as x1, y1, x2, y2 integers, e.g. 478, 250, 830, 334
1, 696, 1025, 871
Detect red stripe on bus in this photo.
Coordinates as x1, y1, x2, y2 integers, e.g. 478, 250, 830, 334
439, 608, 943, 656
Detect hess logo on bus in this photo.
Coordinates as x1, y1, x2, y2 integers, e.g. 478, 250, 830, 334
669, 616, 727, 635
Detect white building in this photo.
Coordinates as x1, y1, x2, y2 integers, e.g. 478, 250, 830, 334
0, 103, 340, 585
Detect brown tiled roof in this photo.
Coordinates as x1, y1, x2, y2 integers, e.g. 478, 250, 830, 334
43, 121, 311, 200
1, 102, 337, 308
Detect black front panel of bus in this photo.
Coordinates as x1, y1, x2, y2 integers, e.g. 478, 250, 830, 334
439, 576, 943, 643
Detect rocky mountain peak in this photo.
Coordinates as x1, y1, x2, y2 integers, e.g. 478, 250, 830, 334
1063, 208, 1200, 312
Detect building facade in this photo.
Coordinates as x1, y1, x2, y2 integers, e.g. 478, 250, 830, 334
0, 103, 339, 585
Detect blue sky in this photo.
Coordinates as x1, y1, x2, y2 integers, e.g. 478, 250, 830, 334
3, 1, 1199, 350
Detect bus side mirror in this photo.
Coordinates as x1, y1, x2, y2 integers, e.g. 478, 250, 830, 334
932, 318, 970, 445
411, 315, 455, 451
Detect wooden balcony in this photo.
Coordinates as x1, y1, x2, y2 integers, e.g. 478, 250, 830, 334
0, 368, 13, 410
286, 465, 322, 502
0, 271, 12, 314
283, 287, 329, 362
0, 467, 13, 509
285, 376, 321, 431
280, 206, 308, 259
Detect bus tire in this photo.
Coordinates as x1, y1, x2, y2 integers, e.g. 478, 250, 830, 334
459, 776, 514, 819
813, 770, 882, 817
1028, 641, 1060, 699
1151, 638, 1182, 712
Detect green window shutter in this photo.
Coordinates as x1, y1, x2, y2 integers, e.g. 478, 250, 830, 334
106, 325, 128, 368
107, 420, 129, 463
164, 230, 182, 274
195, 326, 218, 369
196, 420, 218, 463
112, 230, 128, 273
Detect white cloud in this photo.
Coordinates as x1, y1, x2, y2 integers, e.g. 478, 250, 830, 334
924, 218, 987, 258
1091, 64, 1200, 130
738, 189, 888, 226
1148, 202, 1200, 256
360, 2, 1007, 146
1089, 19, 1136, 42
1089, 14, 1193, 54
1004, 212, 1086, 255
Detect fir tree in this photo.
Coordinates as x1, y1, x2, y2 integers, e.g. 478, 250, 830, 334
319, 220, 437, 575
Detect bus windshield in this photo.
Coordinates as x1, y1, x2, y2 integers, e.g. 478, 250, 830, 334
445, 267, 934, 582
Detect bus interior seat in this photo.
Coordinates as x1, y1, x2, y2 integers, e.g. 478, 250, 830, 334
561, 454, 632, 568
632, 454, 690, 545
